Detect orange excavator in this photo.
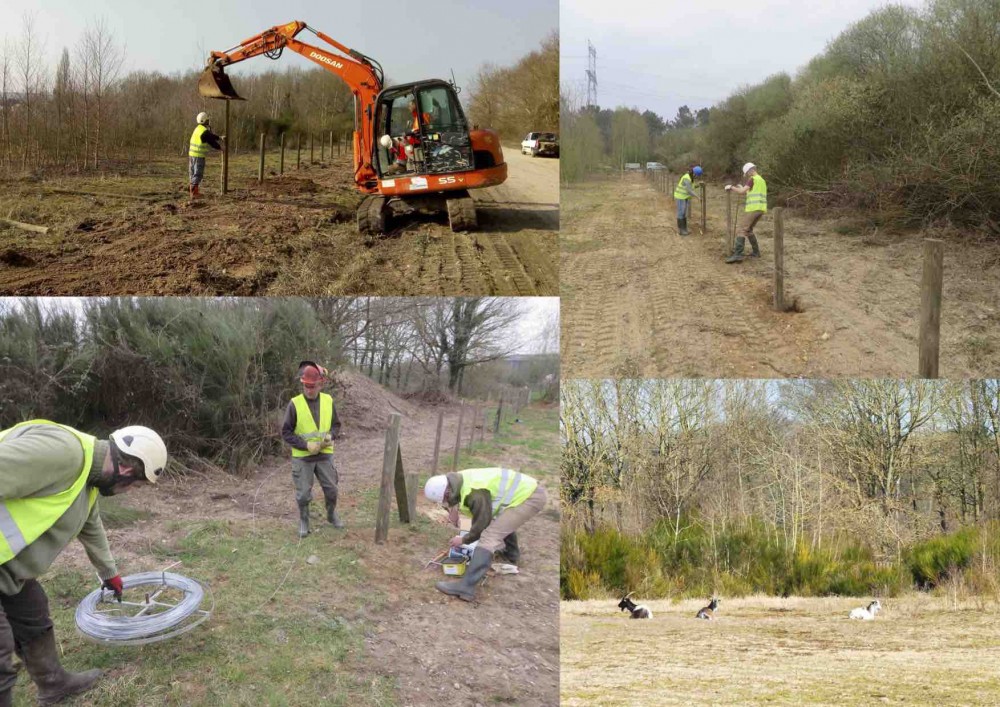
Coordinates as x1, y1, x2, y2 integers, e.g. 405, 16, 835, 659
199, 21, 507, 234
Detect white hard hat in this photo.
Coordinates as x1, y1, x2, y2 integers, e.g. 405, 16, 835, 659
379, 134, 393, 149
197, 112, 210, 125
742, 162, 756, 175
424, 475, 448, 504
110, 426, 167, 483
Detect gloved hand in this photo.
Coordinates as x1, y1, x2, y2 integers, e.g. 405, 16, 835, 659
102, 575, 124, 602
725, 184, 733, 191
321, 433, 333, 445
306, 440, 322, 455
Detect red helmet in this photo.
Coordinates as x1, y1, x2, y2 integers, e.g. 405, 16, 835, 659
297, 360, 328, 385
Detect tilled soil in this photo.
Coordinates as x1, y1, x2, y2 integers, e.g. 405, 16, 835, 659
53, 382, 559, 706
561, 176, 1000, 378
0, 151, 558, 296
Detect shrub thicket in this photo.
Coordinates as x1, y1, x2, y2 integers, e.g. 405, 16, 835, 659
0, 298, 340, 473
558, 518, 1000, 600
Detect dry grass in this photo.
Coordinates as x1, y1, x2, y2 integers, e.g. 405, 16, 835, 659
561, 594, 1000, 706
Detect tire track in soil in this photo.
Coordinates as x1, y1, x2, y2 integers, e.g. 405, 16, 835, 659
473, 234, 521, 296
416, 232, 446, 295
563, 178, 816, 378
452, 231, 485, 293
490, 234, 537, 295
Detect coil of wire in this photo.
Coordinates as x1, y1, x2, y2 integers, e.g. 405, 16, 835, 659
75, 571, 211, 646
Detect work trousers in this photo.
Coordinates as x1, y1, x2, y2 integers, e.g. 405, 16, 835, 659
292, 456, 339, 508
676, 198, 690, 219
477, 485, 548, 555
188, 156, 206, 187
0, 580, 53, 696
737, 210, 764, 238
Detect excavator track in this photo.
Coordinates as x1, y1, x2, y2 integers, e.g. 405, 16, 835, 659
357, 195, 387, 237
446, 193, 477, 232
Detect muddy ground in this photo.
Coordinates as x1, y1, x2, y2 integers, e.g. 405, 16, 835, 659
0, 150, 557, 296
52, 372, 560, 706
562, 595, 1000, 705
562, 176, 1000, 378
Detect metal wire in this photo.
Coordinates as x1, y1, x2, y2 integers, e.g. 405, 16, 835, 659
75, 572, 213, 646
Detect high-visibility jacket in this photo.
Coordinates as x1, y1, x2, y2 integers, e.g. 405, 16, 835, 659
673, 173, 694, 200
291, 394, 335, 457
189, 124, 209, 158
457, 468, 537, 518
0, 420, 99, 564
745, 173, 768, 213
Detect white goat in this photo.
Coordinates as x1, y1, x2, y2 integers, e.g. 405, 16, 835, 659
849, 599, 882, 620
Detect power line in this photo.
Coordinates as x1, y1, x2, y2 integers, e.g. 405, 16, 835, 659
586, 40, 598, 108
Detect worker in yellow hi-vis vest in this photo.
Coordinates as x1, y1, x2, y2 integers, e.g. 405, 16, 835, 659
281, 361, 343, 537
725, 162, 768, 263
423, 468, 547, 602
188, 112, 224, 201
0, 421, 166, 705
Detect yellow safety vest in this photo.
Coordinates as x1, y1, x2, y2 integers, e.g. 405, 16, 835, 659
0, 420, 99, 564
746, 173, 767, 213
189, 124, 209, 158
673, 173, 693, 200
291, 394, 335, 457
457, 468, 537, 518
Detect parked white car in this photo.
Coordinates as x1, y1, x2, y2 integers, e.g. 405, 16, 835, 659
521, 132, 559, 157
646, 162, 666, 171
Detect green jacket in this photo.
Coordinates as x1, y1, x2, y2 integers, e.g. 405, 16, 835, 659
0, 423, 118, 595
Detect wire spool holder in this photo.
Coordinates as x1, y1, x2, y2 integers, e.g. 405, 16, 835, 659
75, 568, 214, 646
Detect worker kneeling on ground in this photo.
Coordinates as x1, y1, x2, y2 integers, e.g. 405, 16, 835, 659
424, 468, 547, 602
725, 162, 767, 263
0, 421, 166, 706
188, 112, 224, 201
281, 361, 344, 537
673, 164, 702, 236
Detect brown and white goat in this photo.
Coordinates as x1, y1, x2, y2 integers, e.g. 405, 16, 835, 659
696, 597, 720, 620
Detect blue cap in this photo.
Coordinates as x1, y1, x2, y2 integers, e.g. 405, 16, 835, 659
693, 166, 703, 176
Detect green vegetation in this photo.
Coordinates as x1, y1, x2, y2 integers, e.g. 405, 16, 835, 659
562, 520, 1000, 601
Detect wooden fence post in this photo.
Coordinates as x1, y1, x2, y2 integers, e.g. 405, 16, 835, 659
296, 134, 301, 169
467, 406, 476, 452
221, 98, 231, 194
494, 395, 504, 434
701, 182, 706, 234
310, 134, 314, 165
452, 405, 465, 472
320, 132, 325, 162
375, 413, 402, 544
480, 408, 487, 442
431, 410, 444, 474
918, 238, 945, 378
257, 133, 265, 183
773, 207, 785, 311
279, 132, 285, 175
329, 130, 334, 158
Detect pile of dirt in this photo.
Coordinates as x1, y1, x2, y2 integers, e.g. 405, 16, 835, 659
330, 369, 421, 431
401, 388, 455, 406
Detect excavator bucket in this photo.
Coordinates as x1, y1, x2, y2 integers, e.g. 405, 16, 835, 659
198, 65, 244, 100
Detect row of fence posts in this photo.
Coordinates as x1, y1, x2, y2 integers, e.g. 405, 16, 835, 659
218, 130, 352, 193
645, 169, 944, 378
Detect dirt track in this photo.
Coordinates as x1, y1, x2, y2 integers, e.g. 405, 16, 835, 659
0, 150, 557, 296
53, 374, 560, 706
562, 176, 1000, 378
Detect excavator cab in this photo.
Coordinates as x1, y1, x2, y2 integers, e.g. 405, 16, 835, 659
373, 80, 473, 178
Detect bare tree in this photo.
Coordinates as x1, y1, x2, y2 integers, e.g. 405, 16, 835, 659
16, 12, 45, 169
76, 18, 124, 169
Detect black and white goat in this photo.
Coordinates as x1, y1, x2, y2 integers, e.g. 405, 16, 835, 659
696, 597, 720, 620
849, 599, 881, 620
618, 592, 653, 619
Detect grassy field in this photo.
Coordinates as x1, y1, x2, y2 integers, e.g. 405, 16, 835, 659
11, 402, 560, 706
562, 594, 1000, 706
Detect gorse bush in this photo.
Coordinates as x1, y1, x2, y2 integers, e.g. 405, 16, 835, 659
561, 517, 922, 600
0, 298, 340, 473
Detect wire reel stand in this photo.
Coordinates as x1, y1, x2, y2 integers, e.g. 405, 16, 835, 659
75, 570, 214, 646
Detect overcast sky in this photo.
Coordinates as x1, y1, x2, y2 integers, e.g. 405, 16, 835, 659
561, 0, 925, 121
2, 0, 556, 97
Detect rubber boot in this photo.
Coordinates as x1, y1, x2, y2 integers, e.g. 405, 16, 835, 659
726, 236, 746, 264
326, 500, 345, 529
748, 234, 761, 257
680, 218, 690, 236
21, 630, 101, 706
298, 503, 310, 538
501, 532, 520, 566
435, 546, 492, 602
676, 218, 685, 236
191, 184, 200, 200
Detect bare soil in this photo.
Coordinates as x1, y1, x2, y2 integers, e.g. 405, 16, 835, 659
0, 150, 557, 296
562, 595, 1000, 705
52, 374, 559, 706
561, 176, 1000, 378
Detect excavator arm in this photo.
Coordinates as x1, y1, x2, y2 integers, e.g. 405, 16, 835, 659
200, 21, 384, 187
